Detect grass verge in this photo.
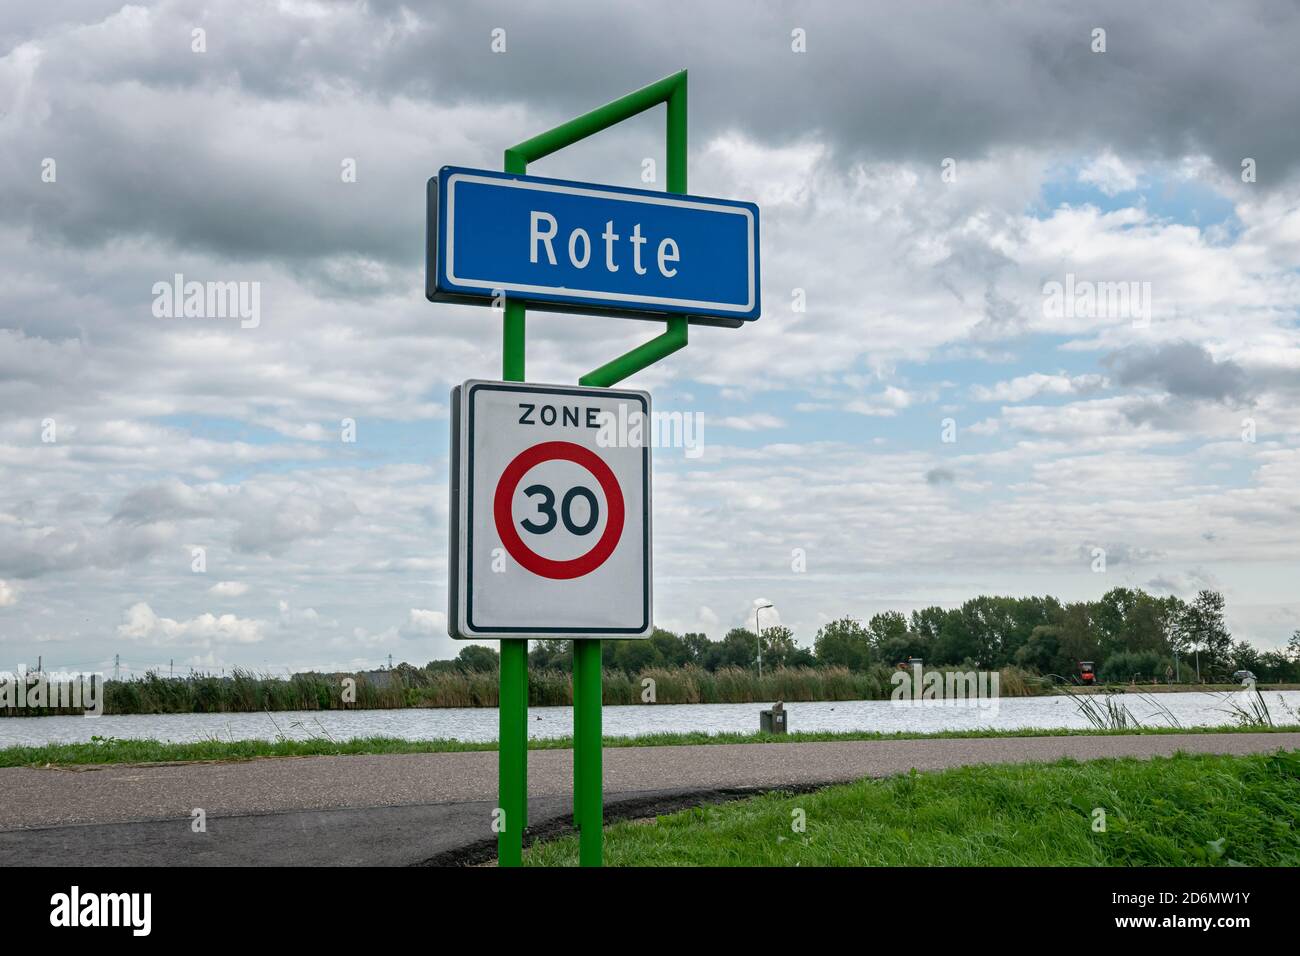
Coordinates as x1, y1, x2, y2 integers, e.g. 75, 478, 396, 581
522, 750, 1300, 866
2, 722, 1298, 768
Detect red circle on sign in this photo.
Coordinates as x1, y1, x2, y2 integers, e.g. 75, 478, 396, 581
493, 441, 625, 580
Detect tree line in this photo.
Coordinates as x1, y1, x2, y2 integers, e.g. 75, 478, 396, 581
426, 588, 1300, 684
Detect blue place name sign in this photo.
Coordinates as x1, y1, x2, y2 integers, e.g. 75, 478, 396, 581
427, 166, 760, 327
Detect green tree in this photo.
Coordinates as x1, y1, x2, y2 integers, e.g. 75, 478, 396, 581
1255, 650, 1298, 683
680, 632, 714, 667
1004, 595, 1064, 663
455, 644, 500, 672
813, 618, 872, 670
1101, 649, 1167, 681
933, 602, 984, 666
649, 628, 692, 667
759, 624, 800, 668
1094, 587, 1179, 659
1175, 590, 1233, 680
1057, 601, 1101, 672
1014, 625, 1073, 677
961, 596, 1023, 667
528, 639, 571, 670
909, 606, 950, 645
866, 611, 908, 648
866, 610, 932, 665
605, 637, 659, 673
1230, 640, 1262, 678
392, 661, 427, 686
719, 628, 761, 669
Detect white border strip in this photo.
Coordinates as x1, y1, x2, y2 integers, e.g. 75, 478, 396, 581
445, 173, 756, 313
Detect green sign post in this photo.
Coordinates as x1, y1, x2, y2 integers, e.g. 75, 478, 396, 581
494, 70, 691, 869
434, 69, 757, 866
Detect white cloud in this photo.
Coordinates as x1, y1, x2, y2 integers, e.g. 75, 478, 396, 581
117, 602, 265, 646
401, 608, 447, 638
207, 581, 248, 598
2, 3, 1300, 665
714, 413, 785, 431
0, 580, 18, 607
1077, 152, 1140, 196
845, 387, 915, 417
972, 373, 1107, 403
277, 601, 338, 630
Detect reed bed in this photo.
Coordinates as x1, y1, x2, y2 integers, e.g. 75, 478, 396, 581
3, 663, 1043, 715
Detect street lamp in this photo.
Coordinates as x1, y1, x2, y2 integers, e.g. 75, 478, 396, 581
755, 603, 774, 679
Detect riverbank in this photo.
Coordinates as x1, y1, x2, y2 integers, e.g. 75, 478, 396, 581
0, 664, 1036, 716
1069, 682, 1300, 693
5, 722, 1300, 768
5, 690, 1298, 750
522, 749, 1300, 866
5, 663, 1295, 717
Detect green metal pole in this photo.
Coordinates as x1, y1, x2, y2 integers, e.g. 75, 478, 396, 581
503, 150, 528, 385
578, 317, 686, 387
574, 639, 603, 866
578, 71, 688, 388
498, 151, 529, 869
668, 70, 687, 195
572, 641, 584, 827
499, 70, 691, 867
508, 72, 685, 167
497, 638, 526, 866
573, 71, 690, 867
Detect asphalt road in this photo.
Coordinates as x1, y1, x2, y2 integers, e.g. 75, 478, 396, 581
2, 732, 1296, 866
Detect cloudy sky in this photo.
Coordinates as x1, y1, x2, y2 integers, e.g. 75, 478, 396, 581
2, 0, 1299, 678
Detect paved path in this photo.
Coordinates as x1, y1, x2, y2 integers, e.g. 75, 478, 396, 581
1, 733, 1295, 865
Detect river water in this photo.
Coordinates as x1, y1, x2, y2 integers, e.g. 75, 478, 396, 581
2, 690, 1297, 747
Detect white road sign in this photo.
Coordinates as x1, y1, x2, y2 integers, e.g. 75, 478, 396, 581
449, 380, 652, 639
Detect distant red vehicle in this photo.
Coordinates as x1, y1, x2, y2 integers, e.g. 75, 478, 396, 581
1079, 661, 1097, 685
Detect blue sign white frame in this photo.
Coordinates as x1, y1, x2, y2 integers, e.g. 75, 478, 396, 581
427, 166, 760, 328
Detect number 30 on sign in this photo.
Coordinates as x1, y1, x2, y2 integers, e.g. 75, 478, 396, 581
448, 380, 652, 639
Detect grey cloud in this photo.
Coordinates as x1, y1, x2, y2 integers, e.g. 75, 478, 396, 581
971, 286, 1027, 342
1144, 575, 1181, 594
4, 0, 1300, 272
112, 480, 211, 525
361, 0, 1300, 181
112, 480, 359, 557
1111, 342, 1250, 402
1144, 568, 1220, 595
4, 1, 1300, 671
229, 490, 359, 556
936, 240, 1025, 342
0, 0, 122, 51
1121, 397, 1183, 429
57, 492, 102, 513
0, 514, 175, 578
1077, 543, 1164, 566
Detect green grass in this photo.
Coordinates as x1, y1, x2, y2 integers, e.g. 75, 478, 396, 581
523, 750, 1300, 867
2, 722, 1298, 768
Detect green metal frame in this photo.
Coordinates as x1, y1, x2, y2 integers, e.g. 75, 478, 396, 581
497, 70, 690, 868
500, 70, 689, 386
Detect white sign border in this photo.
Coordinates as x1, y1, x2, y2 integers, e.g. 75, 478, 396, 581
451, 379, 653, 640
444, 172, 756, 313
